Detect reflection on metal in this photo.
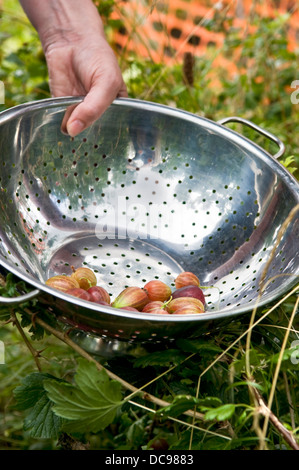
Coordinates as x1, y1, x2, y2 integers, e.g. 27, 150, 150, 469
0, 97, 298, 348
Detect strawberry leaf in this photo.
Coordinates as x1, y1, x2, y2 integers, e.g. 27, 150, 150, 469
13, 372, 64, 439
44, 358, 123, 434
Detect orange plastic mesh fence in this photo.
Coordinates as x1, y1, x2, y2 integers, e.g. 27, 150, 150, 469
109, 0, 298, 65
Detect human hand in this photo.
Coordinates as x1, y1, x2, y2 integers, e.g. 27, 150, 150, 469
46, 33, 128, 137
20, 0, 128, 136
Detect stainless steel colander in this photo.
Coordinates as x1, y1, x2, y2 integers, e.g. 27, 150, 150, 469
0, 97, 298, 351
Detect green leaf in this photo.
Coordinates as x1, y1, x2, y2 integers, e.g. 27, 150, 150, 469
157, 395, 202, 418
125, 416, 148, 448
133, 349, 186, 368
0, 306, 10, 321
23, 394, 63, 439
13, 372, 57, 410
13, 372, 64, 439
157, 395, 223, 418
226, 380, 265, 392
44, 358, 123, 433
197, 396, 223, 408
176, 338, 222, 354
281, 155, 297, 174
4, 52, 24, 66
271, 345, 299, 366
204, 404, 236, 421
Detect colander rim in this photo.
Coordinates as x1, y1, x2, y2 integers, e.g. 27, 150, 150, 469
0, 94, 298, 189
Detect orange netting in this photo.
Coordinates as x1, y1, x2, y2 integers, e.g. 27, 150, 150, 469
109, 0, 298, 67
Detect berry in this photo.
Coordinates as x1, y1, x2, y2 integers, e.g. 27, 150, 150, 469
70, 267, 97, 290
144, 280, 172, 302
111, 286, 149, 311
88, 286, 111, 304
45, 275, 80, 292
172, 285, 205, 305
66, 288, 92, 301
166, 297, 205, 314
174, 271, 200, 289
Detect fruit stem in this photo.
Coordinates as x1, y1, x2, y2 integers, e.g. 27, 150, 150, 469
162, 297, 172, 309
199, 284, 214, 290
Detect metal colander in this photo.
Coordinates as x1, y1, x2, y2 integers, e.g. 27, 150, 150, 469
0, 97, 298, 351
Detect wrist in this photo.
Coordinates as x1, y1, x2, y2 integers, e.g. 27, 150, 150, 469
20, 0, 105, 52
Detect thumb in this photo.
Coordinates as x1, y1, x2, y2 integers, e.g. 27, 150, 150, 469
66, 80, 128, 137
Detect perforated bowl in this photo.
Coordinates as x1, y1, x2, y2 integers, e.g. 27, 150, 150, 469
0, 97, 298, 351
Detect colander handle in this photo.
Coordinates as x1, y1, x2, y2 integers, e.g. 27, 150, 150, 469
0, 289, 40, 305
217, 116, 285, 159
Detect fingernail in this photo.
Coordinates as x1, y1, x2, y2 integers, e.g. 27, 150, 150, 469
67, 119, 85, 137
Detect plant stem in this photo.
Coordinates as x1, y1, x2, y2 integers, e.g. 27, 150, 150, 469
260, 294, 299, 449
23, 307, 205, 422
283, 371, 296, 431
10, 310, 42, 372
249, 382, 299, 451
128, 399, 231, 441
245, 204, 299, 380
198, 283, 299, 382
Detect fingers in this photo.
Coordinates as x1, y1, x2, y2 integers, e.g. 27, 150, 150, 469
65, 77, 128, 137
60, 104, 77, 135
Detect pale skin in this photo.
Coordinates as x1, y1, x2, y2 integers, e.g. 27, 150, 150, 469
20, 0, 128, 137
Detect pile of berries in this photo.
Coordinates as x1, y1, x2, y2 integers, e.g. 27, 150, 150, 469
45, 268, 206, 315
